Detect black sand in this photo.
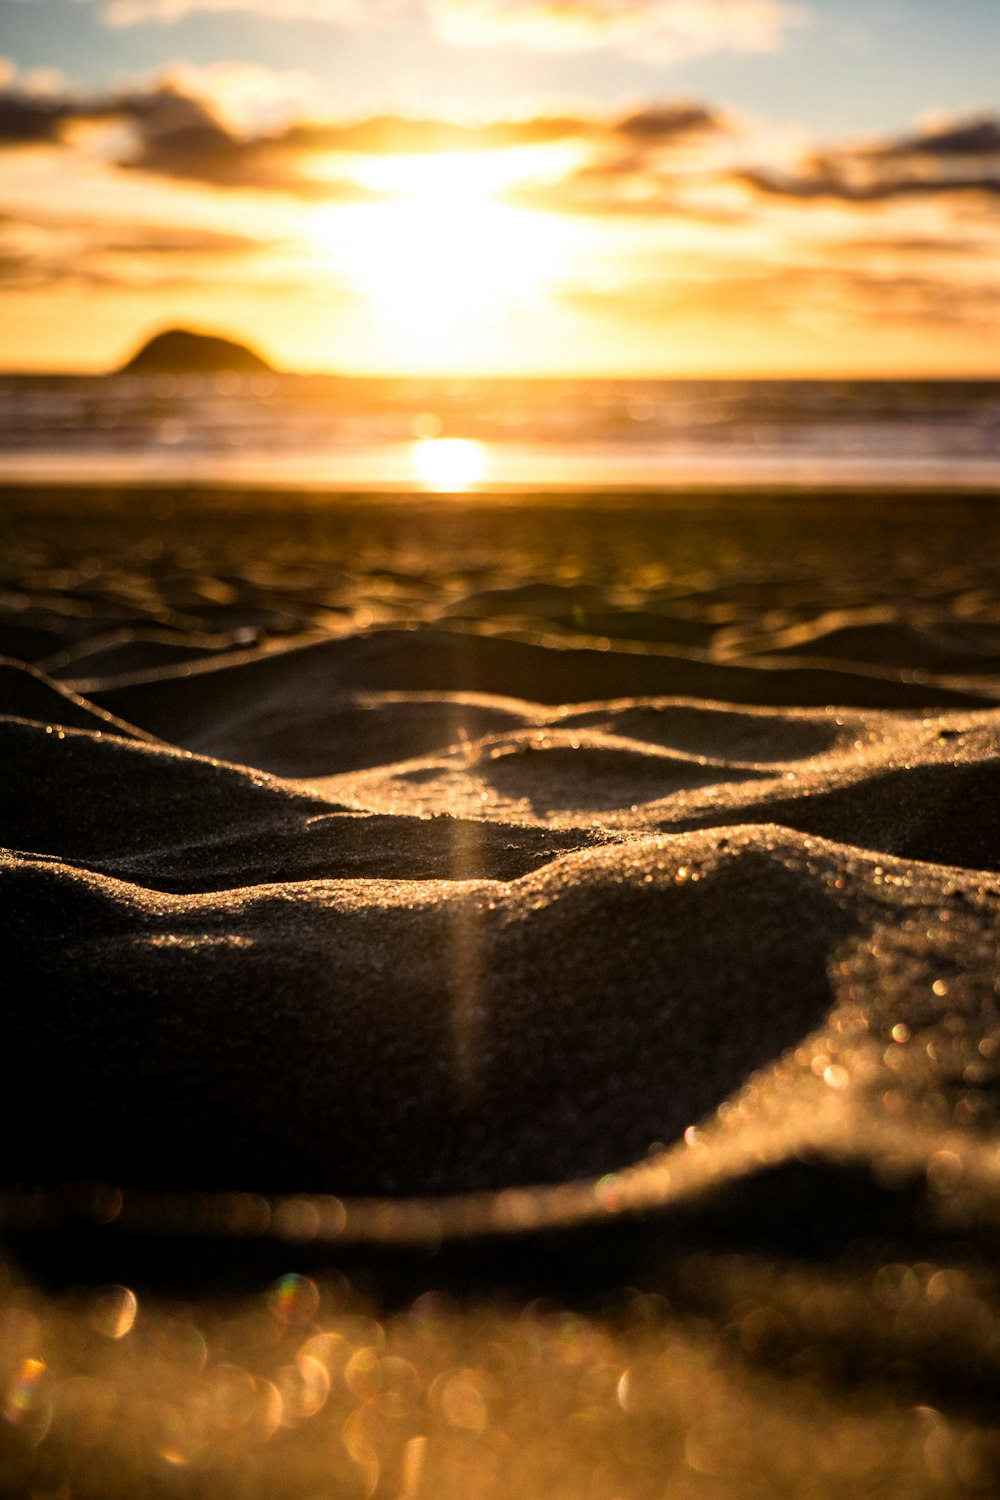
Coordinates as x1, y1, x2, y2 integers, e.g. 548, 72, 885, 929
2, 485, 1000, 1498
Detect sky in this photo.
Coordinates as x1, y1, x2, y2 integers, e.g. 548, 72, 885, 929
1, 0, 999, 375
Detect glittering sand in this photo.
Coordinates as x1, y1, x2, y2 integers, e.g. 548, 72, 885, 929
3, 485, 1000, 1496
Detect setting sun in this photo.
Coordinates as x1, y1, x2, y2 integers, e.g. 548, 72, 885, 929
312, 150, 568, 358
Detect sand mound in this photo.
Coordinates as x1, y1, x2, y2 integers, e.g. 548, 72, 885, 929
719, 607, 1000, 672
685, 753, 1000, 871
89, 627, 995, 757
1, 715, 609, 887
1, 830, 857, 1195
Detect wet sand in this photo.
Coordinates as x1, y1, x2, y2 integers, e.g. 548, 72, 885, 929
2, 484, 1000, 1496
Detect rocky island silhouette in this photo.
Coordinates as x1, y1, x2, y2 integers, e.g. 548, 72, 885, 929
120, 327, 273, 375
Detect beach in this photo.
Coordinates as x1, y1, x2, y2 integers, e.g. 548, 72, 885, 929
3, 480, 1000, 1496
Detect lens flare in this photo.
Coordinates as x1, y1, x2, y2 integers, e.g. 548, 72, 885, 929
3, 1358, 45, 1426
270, 1274, 320, 1328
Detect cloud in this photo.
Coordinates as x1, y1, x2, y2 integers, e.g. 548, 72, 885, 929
502, 102, 735, 217
498, 105, 1000, 223
279, 113, 586, 156
740, 164, 1000, 203
292, 99, 722, 157
512, 183, 743, 220
560, 265, 817, 321
503, 161, 735, 220
874, 115, 1000, 162
113, 94, 615, 195
826, 233, 991, 257
145, 61, 335, 135
0, 78, 382, 199
0, 250, 46, 289
1, 71, 997, 271
0, 204, 264, 292
425, 0, 802, 59
0, 91, 76, 145
740, 114, 1000, 205
80, 0, 803, 62
0, 71, 729, 206
833, 271, 1000, 328
613, 103, 723, 141
0, 206, 258, 253
559, 261, 1000, 334
3, 79, 1000, 351
92, 223, 261, 255
99, 0, 399, 27
116, 86, 368, 197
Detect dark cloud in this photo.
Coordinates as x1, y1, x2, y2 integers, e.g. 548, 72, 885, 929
0, 82, 587, 194
0, 77, 728, 201
739, 164, 1000, 205
612, 102, 724, 142
0, 82, 378, 198
0, 93, 75, 145
113, 88, 379, 198
875, 116, 1000, 161
1, 77, 998, 235
739, 115, 1000, 207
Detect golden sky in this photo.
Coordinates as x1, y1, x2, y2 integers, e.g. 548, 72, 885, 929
1, 0, 999, 374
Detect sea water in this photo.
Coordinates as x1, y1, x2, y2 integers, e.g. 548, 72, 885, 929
1, 375, 998, 489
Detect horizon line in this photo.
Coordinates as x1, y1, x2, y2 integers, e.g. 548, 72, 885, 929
5, 366, 1000, 383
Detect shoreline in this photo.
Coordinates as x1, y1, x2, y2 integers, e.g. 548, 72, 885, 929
5, 479, 1000, 508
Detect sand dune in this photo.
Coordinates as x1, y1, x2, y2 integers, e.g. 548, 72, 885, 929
9, 816, 996, 1204
88, 626, 999, 728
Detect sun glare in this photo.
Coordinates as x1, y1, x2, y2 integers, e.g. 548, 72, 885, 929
411, 437, 487, 492
313, 150, 567, 360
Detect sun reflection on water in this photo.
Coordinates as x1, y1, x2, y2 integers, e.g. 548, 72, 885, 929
411, 437, 487, 492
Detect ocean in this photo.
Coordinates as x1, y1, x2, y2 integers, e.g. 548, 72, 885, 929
2, 375, 999, 489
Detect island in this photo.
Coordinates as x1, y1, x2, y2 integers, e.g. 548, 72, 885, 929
119, 327, 273, 376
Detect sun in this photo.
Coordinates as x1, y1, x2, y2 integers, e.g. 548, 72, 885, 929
311, 150, 567, 357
